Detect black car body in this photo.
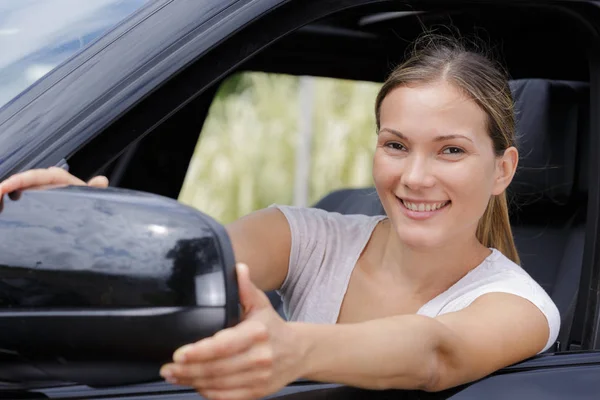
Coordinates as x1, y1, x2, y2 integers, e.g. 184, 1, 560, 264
1, 0, 600, 398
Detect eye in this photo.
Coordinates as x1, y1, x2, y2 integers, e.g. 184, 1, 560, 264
385, 142, 406, 151
441, 146, 465, 155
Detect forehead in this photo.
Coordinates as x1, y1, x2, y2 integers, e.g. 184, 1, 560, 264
379, 81, 489, 141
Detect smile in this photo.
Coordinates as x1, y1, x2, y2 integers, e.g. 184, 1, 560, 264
397, 197, 451, 220
401, 200, 449, 212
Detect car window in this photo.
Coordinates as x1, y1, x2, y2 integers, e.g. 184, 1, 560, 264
0, 0, 150, 109
178, 72, 381, 224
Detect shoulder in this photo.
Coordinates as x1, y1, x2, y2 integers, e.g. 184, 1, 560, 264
270, 205, 385, 321
438, 249, 561, 352
470, 249, 553, 300
455, 250, 559, 321
269, 204, 385, 285
269, 204, 385, 235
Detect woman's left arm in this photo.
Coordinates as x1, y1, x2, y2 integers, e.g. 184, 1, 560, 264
161, 265, 549, 399
295, 292, 549, 392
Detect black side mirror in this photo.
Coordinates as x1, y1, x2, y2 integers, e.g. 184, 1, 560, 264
0, 186, 239, 386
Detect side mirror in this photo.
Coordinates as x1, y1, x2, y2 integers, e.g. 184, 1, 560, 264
0, 186, 239, 386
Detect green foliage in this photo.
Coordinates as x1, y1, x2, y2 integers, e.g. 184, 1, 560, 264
179, 72, 381, 224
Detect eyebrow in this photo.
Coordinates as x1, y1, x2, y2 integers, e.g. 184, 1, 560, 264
378, 128, 474, 143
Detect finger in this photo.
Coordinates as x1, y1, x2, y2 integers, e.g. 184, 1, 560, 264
200, 387, 266, 400
236, 263, 271, 313
87, 175, 109, 188
0, 168, 85, 195
0, 170, 41, 195
174, 321, 268, 363
164, 343, 273, 383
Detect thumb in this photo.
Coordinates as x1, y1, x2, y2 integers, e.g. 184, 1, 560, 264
236, 263, 271, 315
87, 175, 109, 188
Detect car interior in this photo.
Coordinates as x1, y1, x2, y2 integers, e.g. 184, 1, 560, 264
314, 78, 590, 352
68, 2, 599, 354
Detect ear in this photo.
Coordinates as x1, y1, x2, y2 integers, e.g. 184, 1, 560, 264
492, 146, 518, 196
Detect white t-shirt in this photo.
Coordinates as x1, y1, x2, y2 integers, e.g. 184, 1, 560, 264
272, 204, 560, 354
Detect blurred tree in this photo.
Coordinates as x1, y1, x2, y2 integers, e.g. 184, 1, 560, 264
179, 72, 380, 224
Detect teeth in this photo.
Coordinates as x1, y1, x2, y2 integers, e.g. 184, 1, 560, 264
402, 200, 448, 212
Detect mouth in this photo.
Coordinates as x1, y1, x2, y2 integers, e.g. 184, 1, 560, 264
397, 197, 451, 219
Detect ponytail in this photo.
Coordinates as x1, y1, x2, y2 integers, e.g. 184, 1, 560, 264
476, 193, 520, 264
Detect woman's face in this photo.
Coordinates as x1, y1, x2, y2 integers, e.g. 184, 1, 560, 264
373, 80, 517, 249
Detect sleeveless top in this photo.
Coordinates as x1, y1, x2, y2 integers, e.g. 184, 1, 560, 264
271, 204, 560, 353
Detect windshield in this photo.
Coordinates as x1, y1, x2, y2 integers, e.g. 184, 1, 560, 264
0, 0, 150, 109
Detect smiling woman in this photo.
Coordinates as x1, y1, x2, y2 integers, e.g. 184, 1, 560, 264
0, 33, 559, 400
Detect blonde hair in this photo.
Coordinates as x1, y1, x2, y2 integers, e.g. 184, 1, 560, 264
375, 35, 520, 264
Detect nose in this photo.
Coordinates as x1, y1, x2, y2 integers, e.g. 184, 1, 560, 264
400, 153, 436, 190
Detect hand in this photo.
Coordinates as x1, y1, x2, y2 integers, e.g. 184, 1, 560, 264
0, 167, 109, 199
160, 263, 307, 400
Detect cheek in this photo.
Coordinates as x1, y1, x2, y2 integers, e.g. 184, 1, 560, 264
440, 160, 496, 209
372, 150, 398, 187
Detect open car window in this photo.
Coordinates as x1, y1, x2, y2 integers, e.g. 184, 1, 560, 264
178, 72, 381, 224
0, 0, 150, 109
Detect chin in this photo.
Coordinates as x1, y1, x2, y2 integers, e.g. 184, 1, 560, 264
394, 227, 448, 250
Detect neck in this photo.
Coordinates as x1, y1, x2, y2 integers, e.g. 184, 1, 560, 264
376, 220, 491, 300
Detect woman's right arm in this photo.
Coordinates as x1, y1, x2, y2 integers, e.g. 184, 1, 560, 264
0, 167, 109, 194
0, 168, 292, 292
225, 208, 291, 292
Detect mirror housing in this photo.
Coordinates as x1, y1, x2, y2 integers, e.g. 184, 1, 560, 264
0, 186, 239, 386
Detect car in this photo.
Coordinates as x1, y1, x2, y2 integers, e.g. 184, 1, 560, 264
0, 0, 600, 399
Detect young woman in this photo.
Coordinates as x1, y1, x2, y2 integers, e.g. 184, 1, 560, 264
0, 36, 559, 400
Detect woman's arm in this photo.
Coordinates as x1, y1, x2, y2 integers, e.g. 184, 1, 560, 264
294, 292, 549, 392
0, 167, 109, 194
162, 273, 550, 399
225, 208, 291, 292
